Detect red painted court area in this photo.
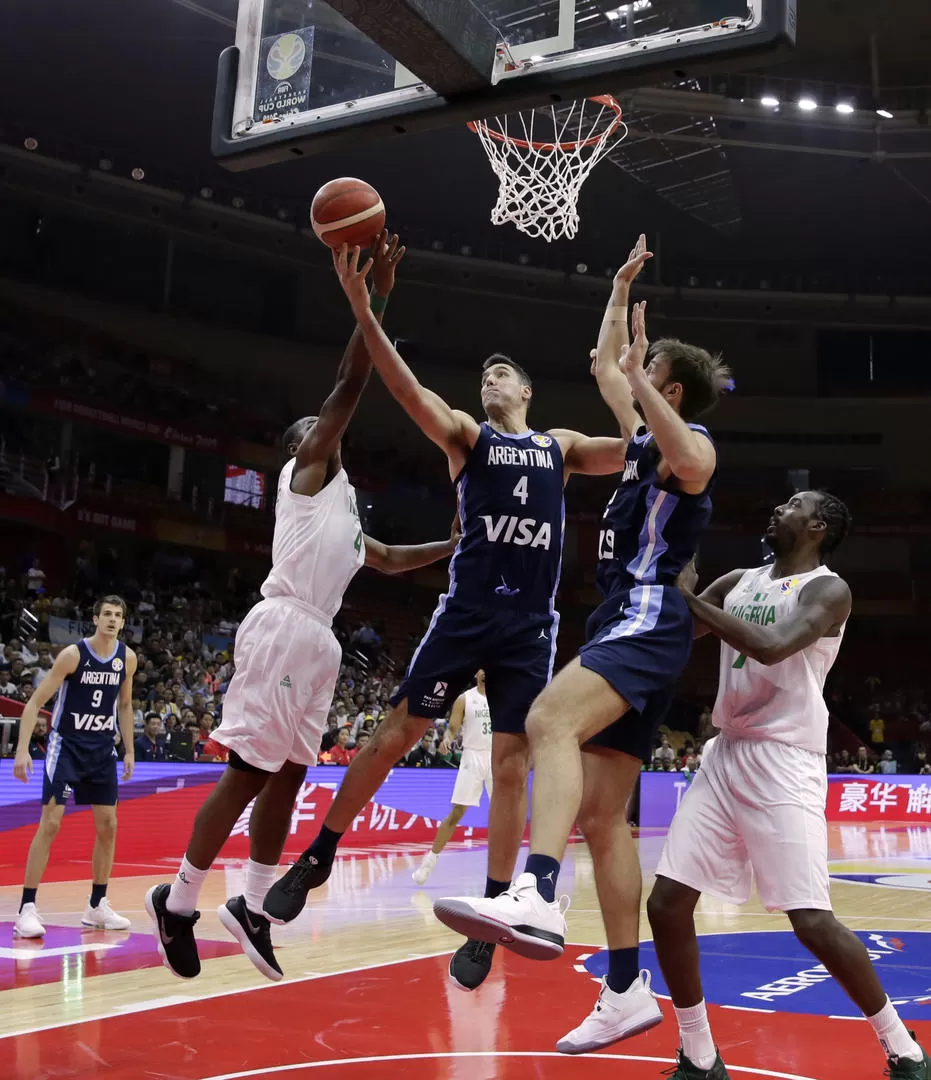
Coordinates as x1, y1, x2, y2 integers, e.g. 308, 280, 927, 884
8, 947, 928, 1080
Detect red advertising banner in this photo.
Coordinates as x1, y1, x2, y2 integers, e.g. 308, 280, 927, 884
827, 778, 931, 822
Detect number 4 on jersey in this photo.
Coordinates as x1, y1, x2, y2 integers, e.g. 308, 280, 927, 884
512, 476, 529, 505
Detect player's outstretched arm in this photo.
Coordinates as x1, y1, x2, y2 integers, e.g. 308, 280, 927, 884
118, 649, 138, 780
592, 235, 652, 440
363, 512, 460, 575
681, 574, 851, 666
292, 234, 403, 497
622, 302, 716, 488
549, 429, 627, 477
12, 645, 79, 782
332, 247, 478, 473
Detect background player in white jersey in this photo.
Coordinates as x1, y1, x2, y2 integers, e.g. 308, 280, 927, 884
144, 236, 457, 983
412, 671, 492, 885
12, 596, 136, 938
647, 492, 930, 1080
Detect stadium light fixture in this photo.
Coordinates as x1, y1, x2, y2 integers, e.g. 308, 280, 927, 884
835, 102, 855, 115
797, 98, 818, 111
760, 96, 779, 108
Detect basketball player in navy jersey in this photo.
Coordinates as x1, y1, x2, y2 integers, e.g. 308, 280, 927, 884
263, 245, 630, 989
436, 245, 730, 1050
13, 595, 136, 937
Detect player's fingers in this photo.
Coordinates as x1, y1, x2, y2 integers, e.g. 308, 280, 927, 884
359, 257, 374, 278
391, 243, 406, 264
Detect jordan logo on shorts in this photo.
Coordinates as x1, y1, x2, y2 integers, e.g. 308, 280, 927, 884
280, 675, 292, 688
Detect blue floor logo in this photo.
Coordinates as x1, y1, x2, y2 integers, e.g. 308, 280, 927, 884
580, 931, 931, 1020
832, 873, 931, 892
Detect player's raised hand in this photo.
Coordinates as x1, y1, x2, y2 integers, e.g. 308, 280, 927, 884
613, 233, 653, 289
371, 230, 406, 298
13, 751, 33, 783
332, 243, 375, 316
618, 300, 649, 377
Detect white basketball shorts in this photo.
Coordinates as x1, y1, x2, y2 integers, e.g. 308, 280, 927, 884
451, 748, 493, 808
212, 597, 342, 773
655, 734, 831, 912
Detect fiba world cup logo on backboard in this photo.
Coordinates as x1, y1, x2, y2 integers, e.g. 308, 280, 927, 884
267, 33, 306, 82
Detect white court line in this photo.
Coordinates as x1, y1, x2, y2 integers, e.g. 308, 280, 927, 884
0, 950, 452, 1041
0, 943, 122, 960
200, 1051, 821, 1080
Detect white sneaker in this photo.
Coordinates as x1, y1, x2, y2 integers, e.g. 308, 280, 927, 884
433, 872, 569, 961
81, 897, 131, 931
557, 971, 664, 1054
14, 903, 45, 939
412, 852, 438, 885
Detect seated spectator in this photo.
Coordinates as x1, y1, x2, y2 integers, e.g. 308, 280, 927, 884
0, 669, 18, 698
135, 713, 167, 762
21, 637, 39, 665
833, 749, 855, 774
351, 731, 371, 759
877, 749, 898, 775
31, 652, 52, 689
852, 746, 874, 774
197, 733, 229, 763
654, 735, 675, 764
29, 716, 48, 758
406, 731, 440, 768
914, 746, 929, 773
328, 727, 354, 766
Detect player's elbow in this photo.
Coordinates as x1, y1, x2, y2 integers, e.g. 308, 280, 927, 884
756, 642, 787, 667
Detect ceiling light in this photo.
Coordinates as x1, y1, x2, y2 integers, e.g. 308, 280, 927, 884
760, 96, 779, 108
835, 102, 855, 115
876, 108, 894, 119
231, 196, 245, 209
576, 263, 588, 274
131, 167, 145, 180
24, 137, 38, 151
797, 98, 818, 111
199, 186, 213, 199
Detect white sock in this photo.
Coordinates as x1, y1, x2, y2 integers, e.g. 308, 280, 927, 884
167, 857, 209, 916
243, 859, 278, 916
674, 1000, 717, 1071
423, 851, 439, 864
868, 997, 923, 1062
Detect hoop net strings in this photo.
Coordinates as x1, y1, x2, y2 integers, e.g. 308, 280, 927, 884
472, 100, 628, 242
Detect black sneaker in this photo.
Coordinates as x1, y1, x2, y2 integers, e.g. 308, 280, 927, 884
887, 1034, 931, 1079
663, 1050, 730, 1079
217, 895, 283, 982
144, 883, 201, 979
263, 853, 332, 925
449, 939, 496, 991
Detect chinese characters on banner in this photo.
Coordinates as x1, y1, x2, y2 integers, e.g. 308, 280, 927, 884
829, 779, 931, 822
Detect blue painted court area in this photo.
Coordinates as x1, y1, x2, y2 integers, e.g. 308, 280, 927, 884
582, 931, 931, 1020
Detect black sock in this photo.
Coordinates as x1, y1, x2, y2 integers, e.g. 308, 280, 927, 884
20, 887, 37, 912
90, 883, 108, 908
306, 824, 342, 862
525, 853, 561, 903
606, 946, 639, 993
485, 876, 510, 899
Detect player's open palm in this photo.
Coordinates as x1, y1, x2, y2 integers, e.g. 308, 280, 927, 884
619, 301, 649, 377
13, 752, 33, 783
614, 233, 653, 288
332, 243, 374, 318
371, 230, 406, 297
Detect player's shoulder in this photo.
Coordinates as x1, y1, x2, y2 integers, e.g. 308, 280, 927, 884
56, 643, 82, 671
800, 570, 851, 606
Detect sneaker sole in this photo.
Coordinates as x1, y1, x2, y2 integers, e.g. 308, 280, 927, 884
555, 1007, 664, 1054
81, 918, 131, 931
433, 899, 564, 961
144, 886, 198, 980
217, 904, 283, 983
13, 926, 45, 939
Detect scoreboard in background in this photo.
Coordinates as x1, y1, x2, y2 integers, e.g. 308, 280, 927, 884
224, 464, 266, 509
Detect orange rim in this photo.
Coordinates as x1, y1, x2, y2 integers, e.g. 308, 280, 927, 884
467, 95, 623, 152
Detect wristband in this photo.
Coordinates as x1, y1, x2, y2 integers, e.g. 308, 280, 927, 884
370, 293, 389, 315
606, 306, 628, 319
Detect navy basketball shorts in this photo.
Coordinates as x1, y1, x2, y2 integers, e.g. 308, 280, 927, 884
579, 584, 692, 761
391, 597, 558, 734
42, 736, 118, 806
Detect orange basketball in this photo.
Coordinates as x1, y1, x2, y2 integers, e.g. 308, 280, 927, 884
310, 177, 386, 249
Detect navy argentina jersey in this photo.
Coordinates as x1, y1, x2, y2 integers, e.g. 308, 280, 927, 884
581, 422, 716, 762
452, 423, 565, 611
44, 639, 126, 806
392, 423, 566, 735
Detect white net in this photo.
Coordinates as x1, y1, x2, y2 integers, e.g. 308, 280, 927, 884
469, 95, 628, 243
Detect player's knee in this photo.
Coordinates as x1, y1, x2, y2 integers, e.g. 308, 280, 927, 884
647, 876, 693, 929
491, 746, 529, 791
39, 812, 63, 840
524, 699, 559, 747
788, 908, 835, 949
373, 707, 429, 757
95, 812, 118, 841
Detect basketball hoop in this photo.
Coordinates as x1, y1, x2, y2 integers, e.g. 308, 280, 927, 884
467, 95, 628, 243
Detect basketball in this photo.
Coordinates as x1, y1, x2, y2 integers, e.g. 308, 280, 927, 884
310, 178, 386, 249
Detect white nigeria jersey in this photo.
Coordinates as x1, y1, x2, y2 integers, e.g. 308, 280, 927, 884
261, 459, 366, 622
713, 564, 845, 755
460, 687, 492, 752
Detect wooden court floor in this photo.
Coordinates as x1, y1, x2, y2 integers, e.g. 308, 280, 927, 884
2, 822, 930, 1079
